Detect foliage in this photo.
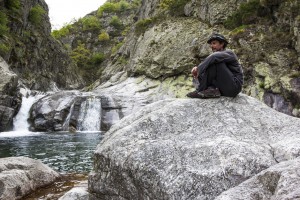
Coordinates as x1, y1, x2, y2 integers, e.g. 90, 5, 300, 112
224, 0, 262, 29
51, 25, 72, 39
135, 18, 154, 34
79, 16, 101, 31
28, 5, 46, 26
90, 53, 105, 65
4, 0, 21, 13
97, 0, 131, 17
0, 11, 9, 37
70, 42, 91, 67
98, 31, 110, 42
0, 43, 10, 56
160, 0, 190, 16
109, 16, 123, 29
111, 41, 124, 54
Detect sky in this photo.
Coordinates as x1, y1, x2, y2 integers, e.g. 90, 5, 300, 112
45, 0, 106, 30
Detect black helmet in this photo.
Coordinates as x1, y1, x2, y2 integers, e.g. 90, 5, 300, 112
207, 33, 229, 44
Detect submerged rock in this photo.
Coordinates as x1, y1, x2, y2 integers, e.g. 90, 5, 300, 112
89, 94, 300, 199
0, 157, 60, 200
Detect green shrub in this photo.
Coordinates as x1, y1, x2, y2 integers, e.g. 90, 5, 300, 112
70, 43, 91, 67
4, 0, 21, 13
79, 16, 101, 31
97, 2, 118, 16
0, 11, 9, 37
118, 0, 131, 12
109, 16, 123, 29
51, 25, 72, 39
98, 31, 110, 42
160, 0, 190, 16
224, 0, 261, 29
135, 18, 153, 34
90, 53, 105, 65
28, 5, 46, 26
0, 43, 10, 56
97, 0, 132, 17
111, 42, 124, 54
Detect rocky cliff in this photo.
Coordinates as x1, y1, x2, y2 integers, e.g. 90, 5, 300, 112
0, 0, 85, 131
0, 0, 83, 91
55, 0, 300, 118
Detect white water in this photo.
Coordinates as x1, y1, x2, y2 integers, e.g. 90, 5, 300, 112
77, 97, 102, 131
13, 94, 45, 132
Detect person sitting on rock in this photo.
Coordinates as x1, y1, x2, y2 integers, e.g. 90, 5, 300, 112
187, 33, 244, 98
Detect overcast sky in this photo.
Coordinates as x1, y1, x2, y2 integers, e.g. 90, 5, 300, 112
45, 0, 106, 30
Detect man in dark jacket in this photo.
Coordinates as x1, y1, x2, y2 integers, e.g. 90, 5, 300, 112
187, 33, 243, 98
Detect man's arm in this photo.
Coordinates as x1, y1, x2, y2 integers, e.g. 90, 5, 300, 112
197, 50, 237, 74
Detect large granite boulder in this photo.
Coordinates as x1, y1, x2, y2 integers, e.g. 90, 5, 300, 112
89, 94, 300, 199
0, 157, 60, 200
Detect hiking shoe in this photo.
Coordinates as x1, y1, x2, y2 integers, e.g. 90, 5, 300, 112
198, 87, 221, 98
186, 90, 202, 98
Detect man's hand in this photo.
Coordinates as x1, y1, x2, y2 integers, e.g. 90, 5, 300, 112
191, 66, 198, 78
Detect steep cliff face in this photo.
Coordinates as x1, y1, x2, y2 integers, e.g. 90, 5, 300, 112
97, 0, 300, 117
0, 0, 83, 91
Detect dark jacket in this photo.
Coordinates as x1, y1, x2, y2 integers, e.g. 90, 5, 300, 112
197, 49, 244, 86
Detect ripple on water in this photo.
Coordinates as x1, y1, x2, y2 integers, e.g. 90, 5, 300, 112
0, 131, 104, 173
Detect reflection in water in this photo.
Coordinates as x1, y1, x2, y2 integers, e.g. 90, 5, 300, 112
0, 131, 103, 173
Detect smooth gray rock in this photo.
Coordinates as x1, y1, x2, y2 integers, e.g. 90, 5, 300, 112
58, 180, 97, 200
0, 157, 60, 200
89, 94, 300, 199
215, 158, 300, 200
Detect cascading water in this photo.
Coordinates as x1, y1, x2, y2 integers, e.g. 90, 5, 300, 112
13, 94, 44, 132
77, 96, 102, 131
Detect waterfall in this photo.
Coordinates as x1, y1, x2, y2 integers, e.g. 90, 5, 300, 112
77, 96, 101, 131
13, 93, 45, 132
62, 102, 75, 131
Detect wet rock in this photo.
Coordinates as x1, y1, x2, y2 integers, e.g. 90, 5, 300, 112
58, 180, 97, 200
215, 158, 300, 200
0, 106, 14, 131
0, 157, 60, 200
29, 91, 79, 131
89, 94, 300, 199
0, 56, 21, 131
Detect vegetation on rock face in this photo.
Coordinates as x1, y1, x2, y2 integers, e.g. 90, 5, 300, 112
50, 0, 141, 85
224, 0, 272, 29
160, 0, 190, 16
51, 25, 72, 39
98, 31, 110, 42
78, 16, 101, 31
97, 0, 131, 17
28, 5, 46, 26
0, 0, 21, 56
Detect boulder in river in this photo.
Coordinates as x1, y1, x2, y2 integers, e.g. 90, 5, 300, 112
0, 157, 60, 200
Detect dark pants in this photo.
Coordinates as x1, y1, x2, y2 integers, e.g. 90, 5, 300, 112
197, 63, 242, 97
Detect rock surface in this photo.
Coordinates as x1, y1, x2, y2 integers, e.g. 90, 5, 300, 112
58, 180, 97, 200
89, 94, 300, 199
215, 158, 300, 200
0, 57, 21, 131
29, 74, 193, 132
0, 0, 83, 91
0, 157, 60, 200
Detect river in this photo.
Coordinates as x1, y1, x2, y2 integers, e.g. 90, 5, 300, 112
0, 92, 104, 199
